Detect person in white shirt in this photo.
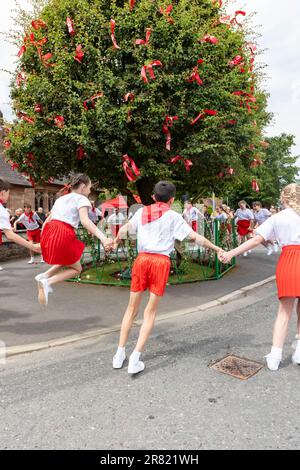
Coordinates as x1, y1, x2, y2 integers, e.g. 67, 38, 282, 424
36, 174, 114, 306
14, 204, 43, 264
88, 200, 102, 225
182, 200, 201, 232
107, 208, 126, 237
219, 183, 300, 372
112, 181, 223, 375
234, 200, 254, 257
253, 201, 278, 255
0, 179, 41, 272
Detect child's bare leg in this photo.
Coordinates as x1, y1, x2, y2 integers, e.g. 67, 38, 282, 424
296, 299, 300, 338
134, 293, 161, 352
273, 297, 295, 348
43, 265, 62, 278
118, 292, 143, 347
47, 261, 82, 286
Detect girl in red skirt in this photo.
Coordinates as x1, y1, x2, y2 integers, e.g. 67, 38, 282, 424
234, 200, 254, 257
37, 174, 113, 306
14, 204, 44, 264
220, 184, 300, 371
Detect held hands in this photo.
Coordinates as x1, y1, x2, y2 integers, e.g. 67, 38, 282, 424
32, 243, 42, 254
103, 237, 114, 252
218, 249, 234, 264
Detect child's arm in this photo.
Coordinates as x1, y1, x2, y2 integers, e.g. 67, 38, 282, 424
3, 229, 41, 253
188, 231, 223, 254
79, 207, 113, 249
219, 234, 264, 263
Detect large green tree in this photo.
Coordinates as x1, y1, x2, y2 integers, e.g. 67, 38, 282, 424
5, 0, 271, 203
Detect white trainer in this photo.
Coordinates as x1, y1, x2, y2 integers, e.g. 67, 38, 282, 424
128, 360, 145, 375
274, 244, 279, 253
267, 247, 273, 256
243, 251, 248, 257
28, 258, 35, 264
35, 273, 47, 282
0, 267, 3, 271
113, 352, 126, 369
40, 258, 45, 263
37, 278, 53, 306
292, 350, 300, 365
265, 353, 281, 371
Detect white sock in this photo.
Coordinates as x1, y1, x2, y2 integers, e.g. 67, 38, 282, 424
130, 350, 141, 363
270, 346, 282, 358
116, 346, 125, 356
295, 340, 300, 351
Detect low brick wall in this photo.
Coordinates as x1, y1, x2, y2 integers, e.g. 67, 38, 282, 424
0, 232, 29, 262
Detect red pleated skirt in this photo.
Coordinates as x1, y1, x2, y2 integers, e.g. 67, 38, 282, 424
41, 220, 85, 266
237, 219, 252, 236
276, 245, 300, 299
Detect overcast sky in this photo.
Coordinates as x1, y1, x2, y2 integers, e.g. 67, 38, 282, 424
1, 0, 299, 156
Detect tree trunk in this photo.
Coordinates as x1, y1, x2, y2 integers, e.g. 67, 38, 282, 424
136, 178, 155, 206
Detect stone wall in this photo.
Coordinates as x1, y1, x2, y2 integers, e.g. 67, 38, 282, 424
0, 233, 29, 262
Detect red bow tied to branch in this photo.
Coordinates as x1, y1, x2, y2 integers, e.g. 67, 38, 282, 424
187, 64, 203, 85
74, 45, 84, 63
37, 48, 55, 67
229, 55, 243, 67
191, 109, 217, 125
15, 72, 26, 87
66, 17, 75, 36
232, 91, 256, 113
31, 19, 47, 30
159, 4, 174, 24
4, 140, 11, 149
135, 28, 152, 46
124, 93, 135, 103
110, 19, 121, 49
17, 112, 35, 124
201, 34, 218, 44
231, 10, 246, 27
122, 154, 141, 182
129, 0, 135, 10
83, 92, 104, 110
252, 179, 260, 192
54, 115, 65, 128
141, 61, 162, 83
250, 158, 262, 169
169, 156, 193, 173
162, 116, 179, 151
212, 0, 222, 7
76, 146, 87, 160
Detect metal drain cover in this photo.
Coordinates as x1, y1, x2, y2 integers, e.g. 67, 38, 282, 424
210, 354, 264, 380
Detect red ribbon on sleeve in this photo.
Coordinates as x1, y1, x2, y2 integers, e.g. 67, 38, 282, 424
141, 60, 162, 83
162, 116, 179, 151
135, 28, 152, 45
122, 154, 141, 182
74, 44, 84, 63
66, 17, 75, 36
169, 155, 193, 173
110, 19, 121, 49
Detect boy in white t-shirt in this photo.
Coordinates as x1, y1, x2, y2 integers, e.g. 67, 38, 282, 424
14, 203, 44, 264
88, 201, 102, 225
112, 181, 223, 375
0, 179, 41, 272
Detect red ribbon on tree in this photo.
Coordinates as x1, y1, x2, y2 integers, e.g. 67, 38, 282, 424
141, 61, 162, 83
66, 17, 75, 36
74, 45, 84, 63
212, 0, 222, 7
250, 158, 262, 169
187, 65, 203, 85
191, 109, 217, 125
18, 45, 26, 58
76, 146, 87, 160
83, 92, 104, 110
32, 19, 47, 30
201, 34, 218, 44
232, 11, 246, 27
17, 112, 35, 124
37, 48, 56, 67
229, 55, 243, 67
110, 19, 121, 49
135, 28, 152, 46
34, 103, 43, 113
227, 167, 234, 175
4, 140, 11, 149
54, 115, 65, 128
162, 116, 179, 151
159, 4, 174, 24
124, 93, 135, 102
252, 179, 260, 192
122, 154, 141, 182
129, 0, 135, 10
15, 72, 26, 87
169, 155, 193, 173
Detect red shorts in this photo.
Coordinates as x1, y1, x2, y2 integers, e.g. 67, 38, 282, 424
41, 220, 85, 266
192, 221, 198, 232
27, 228, 41, 243
276, 245, 300, 299
131, 253, 171, 297
111, 225, 121, 238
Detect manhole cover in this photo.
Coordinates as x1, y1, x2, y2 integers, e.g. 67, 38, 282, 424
210, 354, 264, 380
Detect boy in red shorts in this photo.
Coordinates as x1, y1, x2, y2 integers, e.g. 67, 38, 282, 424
14, 204, 44, 264
112, 181, 223, 374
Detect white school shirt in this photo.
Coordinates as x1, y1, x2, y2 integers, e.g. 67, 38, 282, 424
234, 208, 254, 221
129, 208, 193, 257
16, 212, 41, 231
51, 193, 91, 229
0, 203, 11, 230
216, 213, 228, 223
88, 207, 101, 223
183, 207, 201, 224
255, 208, 300, 246
107, 212, 126, 226
254, 208, 271, 226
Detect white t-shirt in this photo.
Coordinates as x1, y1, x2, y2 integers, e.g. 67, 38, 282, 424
234, 208, 254, 221
0, 203, 11, 231
255, 208, 300, 246
107, 212, 126, 226
88, 207, 101, 223
183, 207, 201, 224
216, 213, 228, 223
16, 212, 41, 231
51, 193, 91, 228
129, 208, 193, 257
254, 208, 271, 225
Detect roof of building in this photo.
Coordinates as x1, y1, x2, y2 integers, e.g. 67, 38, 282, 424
0, 154, 32, 187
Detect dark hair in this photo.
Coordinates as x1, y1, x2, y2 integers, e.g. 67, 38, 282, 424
253, 201, 262, 207
0, 178, 11, 192
153, 181, 176, 203
57, 173, 91, 196
24, 203, 32, 209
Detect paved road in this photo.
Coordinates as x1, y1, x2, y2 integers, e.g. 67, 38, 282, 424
0, 283, 299, 450
0, 247, 279, 347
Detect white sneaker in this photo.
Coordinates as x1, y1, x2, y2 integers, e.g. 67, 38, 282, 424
40, 258, 45, 263
35, 273, 47, 282
128, 360, 145, 375
28, 258, 35, 264
113, 352, 126, 369
243, 251, 248, 257
265, 353, 281, 371
292, 350, 300, 365
0, 267, 3, 271
267, 247, 273, 256
37, 278, 53, 306
274, 244, 279, 253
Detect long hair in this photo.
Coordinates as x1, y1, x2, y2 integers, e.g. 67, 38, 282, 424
281, 183, 300, 216
57, 174, 91, 197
